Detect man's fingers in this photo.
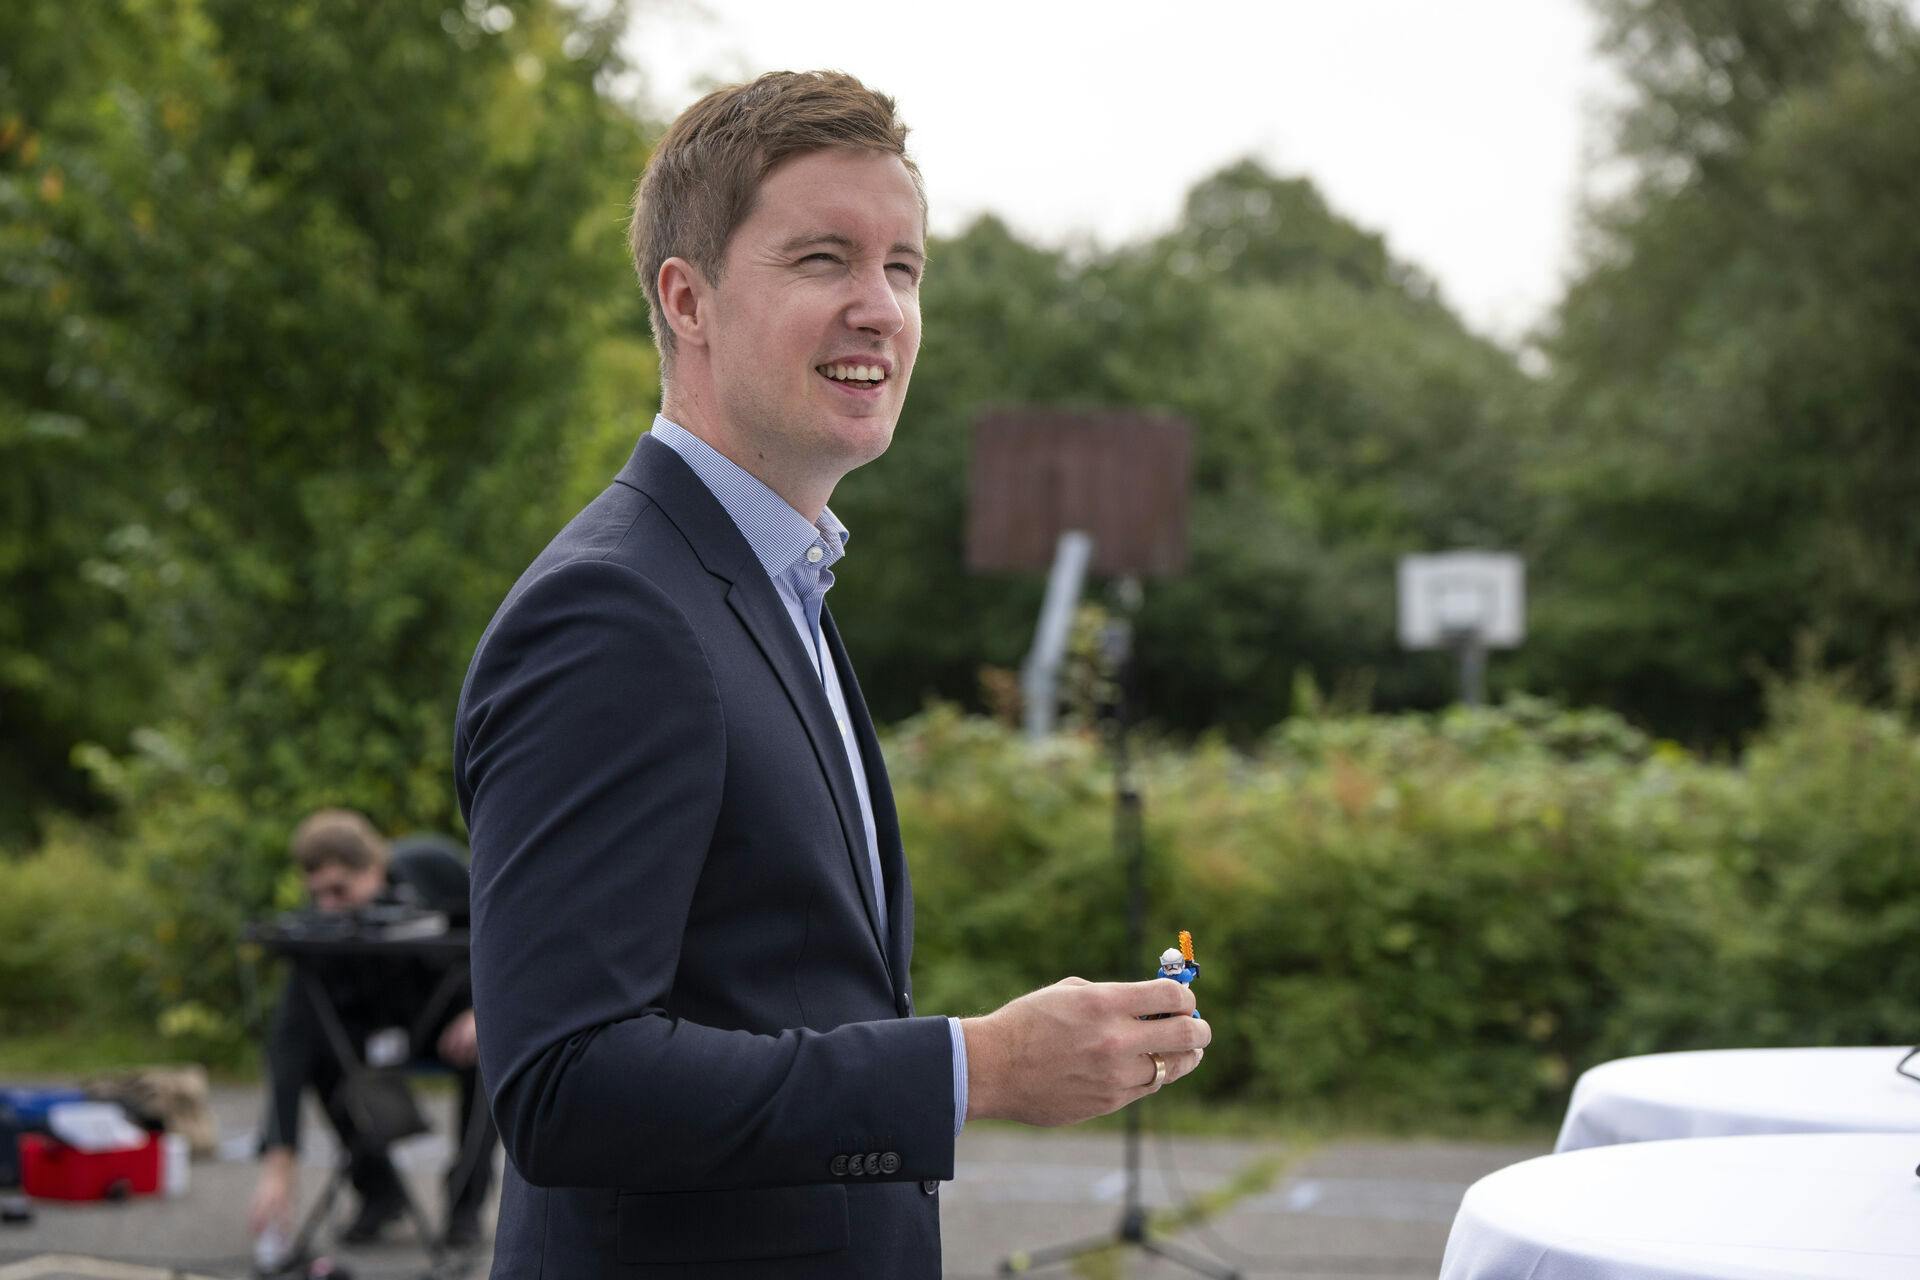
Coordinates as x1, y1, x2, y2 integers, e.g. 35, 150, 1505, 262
1134, 1014, 1210, 1058
1134, 1047, 1206, 1092
993, 980, 1211, 1123
1169, 1046, 1204, 1084
248, 1182, 287, 1235
1121, 977, 1196, 1017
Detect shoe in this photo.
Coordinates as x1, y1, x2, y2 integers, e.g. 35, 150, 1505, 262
340, 1191, 407, 1244
444, 1204, 484, 1249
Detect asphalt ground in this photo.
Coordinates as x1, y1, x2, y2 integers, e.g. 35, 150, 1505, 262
0, 1083, 1546, 1279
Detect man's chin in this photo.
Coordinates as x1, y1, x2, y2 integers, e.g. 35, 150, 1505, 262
847, 429, 897, 472
820, 413, 898, 468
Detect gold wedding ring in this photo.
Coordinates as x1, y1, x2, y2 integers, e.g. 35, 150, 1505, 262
1146, 1052, 1167, 1088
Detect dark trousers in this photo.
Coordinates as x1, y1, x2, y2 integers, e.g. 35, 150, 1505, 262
261, 930, 499, 1220
295, 1032, 497, 1217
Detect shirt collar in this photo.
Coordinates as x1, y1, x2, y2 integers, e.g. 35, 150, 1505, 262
650, 415, 849, 581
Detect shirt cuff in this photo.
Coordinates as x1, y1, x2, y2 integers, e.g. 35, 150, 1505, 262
947, 1016, 968, 1136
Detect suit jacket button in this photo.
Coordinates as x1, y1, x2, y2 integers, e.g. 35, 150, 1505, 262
880, 1152, 901, 1174
864, 1152, 882, 1175
848, 1155, 865, 1176
897, 994, 910, 1015
921, 1179, 939, 1196
830, 1155, 848, 1176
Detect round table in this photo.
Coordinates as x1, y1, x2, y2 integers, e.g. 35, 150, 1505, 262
1440, 1132, 1920, 1280
1556, 1047, 1920, 1152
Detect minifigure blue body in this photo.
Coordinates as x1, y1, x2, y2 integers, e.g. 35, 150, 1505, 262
1154, 949, 1201, 1018
1159, 960, 1200, 987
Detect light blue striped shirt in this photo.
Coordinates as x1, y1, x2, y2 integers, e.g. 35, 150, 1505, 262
652, 416, 968, 1136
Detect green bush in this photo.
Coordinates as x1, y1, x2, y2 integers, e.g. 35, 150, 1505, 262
0, 820, 155, 1036
6, 679, 1916, 1123
1683, 679, 1920, 1047
894, 681, 1920, 1126
893, 702, 1671, 1123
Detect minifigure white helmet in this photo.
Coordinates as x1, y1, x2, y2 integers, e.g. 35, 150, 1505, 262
1159, 947, 1184, 969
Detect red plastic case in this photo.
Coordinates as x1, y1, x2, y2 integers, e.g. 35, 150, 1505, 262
19, 1133, 162, 1200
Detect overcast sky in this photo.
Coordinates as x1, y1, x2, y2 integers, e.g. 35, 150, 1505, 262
622, 0, 1622, 346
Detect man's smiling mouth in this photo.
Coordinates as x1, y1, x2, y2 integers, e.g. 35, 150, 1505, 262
816, 362, 888, 387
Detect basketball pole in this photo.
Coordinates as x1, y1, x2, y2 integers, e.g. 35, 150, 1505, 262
997, 576, 1237, 1280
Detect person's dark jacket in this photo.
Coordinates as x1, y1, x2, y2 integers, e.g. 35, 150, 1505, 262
457, 437, 952, 1278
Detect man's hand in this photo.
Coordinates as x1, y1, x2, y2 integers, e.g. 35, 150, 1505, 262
437, 1008, 479, 1068
248, 1149, 296, 1235
961, 976, 1210, 1127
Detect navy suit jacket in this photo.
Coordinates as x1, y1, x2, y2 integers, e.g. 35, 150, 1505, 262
456, 435, 953, 1277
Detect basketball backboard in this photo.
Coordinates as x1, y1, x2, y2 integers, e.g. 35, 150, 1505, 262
1397, 552, 1525, 650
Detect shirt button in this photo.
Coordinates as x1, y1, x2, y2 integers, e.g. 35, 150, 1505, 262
806, 546, 824, 564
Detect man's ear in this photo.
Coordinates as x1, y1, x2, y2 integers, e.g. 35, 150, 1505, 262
657, 256, 710, 351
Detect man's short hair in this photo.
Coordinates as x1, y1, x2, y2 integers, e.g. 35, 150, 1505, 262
628, 69, 925, 368
290, 808, 390, 874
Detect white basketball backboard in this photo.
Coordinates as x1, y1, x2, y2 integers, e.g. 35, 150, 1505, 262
1398, 552, 1525, 650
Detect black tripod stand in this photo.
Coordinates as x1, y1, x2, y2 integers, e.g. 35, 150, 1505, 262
999, 578, 1238, 1280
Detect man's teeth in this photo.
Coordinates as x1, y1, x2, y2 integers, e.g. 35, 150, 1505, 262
819, 363, 886, 382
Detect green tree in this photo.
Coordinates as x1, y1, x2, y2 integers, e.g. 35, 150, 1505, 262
833, 163, 1534, 733
0, 3, 174, 837
1523, 0, 1920, 739
1, 0, 652, 823
1, 0, 654, 1035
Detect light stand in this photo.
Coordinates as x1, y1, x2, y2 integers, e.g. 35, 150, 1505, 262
998, 577, 1238, 1280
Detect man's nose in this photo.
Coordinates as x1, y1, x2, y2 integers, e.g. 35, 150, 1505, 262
844, 265, 906, 336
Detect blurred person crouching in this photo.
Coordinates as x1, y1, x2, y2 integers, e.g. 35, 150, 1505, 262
247, 809, 496, 1250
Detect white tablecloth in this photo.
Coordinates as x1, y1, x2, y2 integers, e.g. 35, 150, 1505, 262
1440, 1132, 1920, 1280
1557, 1047, 1920, 1152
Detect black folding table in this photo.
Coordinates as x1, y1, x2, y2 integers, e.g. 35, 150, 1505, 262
244, 917, 484, 1278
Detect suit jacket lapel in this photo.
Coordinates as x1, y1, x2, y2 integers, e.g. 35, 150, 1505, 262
726, 578, 887, 962
823, 607, 910, 992
619, 437, 888, 968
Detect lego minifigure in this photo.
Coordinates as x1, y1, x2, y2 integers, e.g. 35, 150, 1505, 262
1150, 931, 1201, 1018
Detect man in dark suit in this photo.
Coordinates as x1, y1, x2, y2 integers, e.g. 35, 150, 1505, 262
455, 70, 1210, 1277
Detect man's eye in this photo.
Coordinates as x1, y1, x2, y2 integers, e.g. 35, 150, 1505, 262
888, 262, 919, 280
802, 253, 840, 264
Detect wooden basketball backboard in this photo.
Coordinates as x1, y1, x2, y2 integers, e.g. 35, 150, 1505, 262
966, 410, 1192, 578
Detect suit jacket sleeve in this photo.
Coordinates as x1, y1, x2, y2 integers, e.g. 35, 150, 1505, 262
458, 558, 954, 1192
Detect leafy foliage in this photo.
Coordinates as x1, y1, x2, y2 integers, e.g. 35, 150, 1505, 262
893, 682, 1920, 1125
1521, 0, 1920, 739
1, 0, 653, 841
1, 0, 653, 1027
12, 679, 1913, 1121
5, 0, 1920, 1125
834, 162, 1535, 735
